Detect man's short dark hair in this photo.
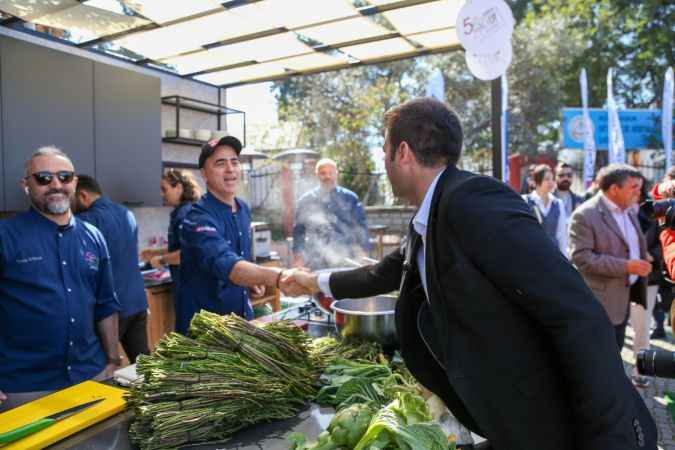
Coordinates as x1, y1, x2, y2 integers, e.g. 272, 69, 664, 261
556, 162, 573, 173
597, 164, 642, 192
532, 164, 552, 186
384, 97, 463, 167
199, 136, 242, 168
76, 174, 102, 195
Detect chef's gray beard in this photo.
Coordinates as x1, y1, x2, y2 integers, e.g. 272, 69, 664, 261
46, 197, 70, 214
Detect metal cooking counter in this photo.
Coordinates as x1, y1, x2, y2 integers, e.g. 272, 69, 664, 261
47, 403, 335, 450
48, 319, 336, 450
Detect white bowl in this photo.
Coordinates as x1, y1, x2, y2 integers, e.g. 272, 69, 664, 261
178, 128, 193, 139
195, 129, 212, 141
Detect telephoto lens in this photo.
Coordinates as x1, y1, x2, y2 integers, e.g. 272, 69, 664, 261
637, 349, 675, 378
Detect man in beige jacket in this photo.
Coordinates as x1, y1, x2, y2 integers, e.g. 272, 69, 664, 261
569, 164, 651, 350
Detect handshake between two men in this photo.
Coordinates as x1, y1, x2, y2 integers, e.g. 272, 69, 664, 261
276, 268, 322, 297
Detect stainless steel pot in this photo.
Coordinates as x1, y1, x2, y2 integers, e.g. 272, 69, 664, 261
331, 296, 398, 347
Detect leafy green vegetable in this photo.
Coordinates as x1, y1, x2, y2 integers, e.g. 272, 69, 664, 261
288, 430, 340, 450
354, 392, 451, 450
328, 403, 375, 447
316, 359, 392, 408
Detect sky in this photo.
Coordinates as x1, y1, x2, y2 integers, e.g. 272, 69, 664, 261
225, 82, 278, 131
224, 79, 389, 172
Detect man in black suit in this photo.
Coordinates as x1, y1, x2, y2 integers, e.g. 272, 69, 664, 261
286, 97, 656, 450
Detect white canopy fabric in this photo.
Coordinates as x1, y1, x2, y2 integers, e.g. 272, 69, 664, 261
0, 0, 464, 86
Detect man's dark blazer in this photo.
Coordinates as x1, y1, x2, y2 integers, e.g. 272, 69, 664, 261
329, 165, 656, 450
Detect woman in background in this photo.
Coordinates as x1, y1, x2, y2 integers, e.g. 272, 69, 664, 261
141, 169, 201, 298
523, 164, 568, 256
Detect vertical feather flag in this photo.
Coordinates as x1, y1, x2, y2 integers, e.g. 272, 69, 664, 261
580, 69, 596, 187
607, 68, 626, 164
663, 67, 673, 171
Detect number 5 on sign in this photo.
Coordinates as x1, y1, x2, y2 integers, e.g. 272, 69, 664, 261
456, 0, 515, 54
463, 17, 474, 35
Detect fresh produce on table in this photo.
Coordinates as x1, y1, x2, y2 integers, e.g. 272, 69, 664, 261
291, 356, 456, 449
289, 392, 455, 450
127, 311, 318, 450
308, 336, 383, 368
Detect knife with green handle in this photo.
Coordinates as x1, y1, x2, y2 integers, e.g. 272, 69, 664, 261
0, 398, 104, 445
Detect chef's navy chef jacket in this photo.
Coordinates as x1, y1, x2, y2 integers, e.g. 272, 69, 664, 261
177, 192, 253, 334
0, 208, 119, 392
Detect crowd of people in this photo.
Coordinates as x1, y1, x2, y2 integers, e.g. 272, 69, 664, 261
0, 96, 671, 449
521, 161, 675, 388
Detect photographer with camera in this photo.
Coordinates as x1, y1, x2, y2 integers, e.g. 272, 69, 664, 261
629, 175, 663, 387
634, 168, 675, 381
649, 168, 675, 278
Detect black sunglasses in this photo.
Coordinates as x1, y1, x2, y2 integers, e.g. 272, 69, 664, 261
28, 171, 75, 186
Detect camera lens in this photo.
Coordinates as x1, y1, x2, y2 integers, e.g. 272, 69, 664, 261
637, 350, 675, 378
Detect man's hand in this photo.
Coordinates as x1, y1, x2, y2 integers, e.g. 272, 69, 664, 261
250, 285, 266, 298
139, 248, 157, 262
149, 255, 165, 270
93, 363, 120, 382
626, 259, 653, 277
0, 390, 6, 405
278, 269, 307, 297
279, 269, 319, 296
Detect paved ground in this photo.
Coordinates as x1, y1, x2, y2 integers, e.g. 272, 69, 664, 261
622, 325, 675, 450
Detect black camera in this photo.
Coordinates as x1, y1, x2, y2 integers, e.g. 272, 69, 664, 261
641, 199, 675, 229
636, 349, 675, 378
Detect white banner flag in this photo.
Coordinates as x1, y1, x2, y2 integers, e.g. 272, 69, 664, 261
501, 73, 509, 183
426, 69, 445, 102
607, 68, 626, 164
580, 68, 596, 187
664, 67, 673, 171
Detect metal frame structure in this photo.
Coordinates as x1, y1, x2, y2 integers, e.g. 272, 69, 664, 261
0, 0, 505, 179
161, 95, 246, 146
0, 0, 461, 88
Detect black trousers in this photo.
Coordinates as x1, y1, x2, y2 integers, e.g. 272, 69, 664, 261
615, 319, 628, 350
653, 284, 674, 332
119, 310, 149, 363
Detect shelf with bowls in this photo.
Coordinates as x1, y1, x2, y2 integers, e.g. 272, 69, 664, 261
162, 95, 245, 146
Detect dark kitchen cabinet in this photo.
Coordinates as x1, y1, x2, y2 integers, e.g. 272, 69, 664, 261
0, 35, 162, 211
0, 36, 95, 211
94, 62, 161, 207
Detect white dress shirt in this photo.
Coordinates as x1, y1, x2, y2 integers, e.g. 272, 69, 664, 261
318, 169, 446, 299
529, 190, 568, 256
602, 195, 641, 285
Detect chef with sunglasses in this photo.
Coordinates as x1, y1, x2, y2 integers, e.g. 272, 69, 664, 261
0, 146, 120, 412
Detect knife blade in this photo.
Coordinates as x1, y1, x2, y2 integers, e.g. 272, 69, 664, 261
0, 398, 104, 445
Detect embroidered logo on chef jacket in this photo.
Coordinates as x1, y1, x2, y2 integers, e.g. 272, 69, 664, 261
16, 256, 43, 264
195, 225, 218, 234
83, 251, 99, 270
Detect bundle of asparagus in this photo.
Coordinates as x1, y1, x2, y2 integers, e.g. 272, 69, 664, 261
307, 336, 383, 369
128, 311, 319, 449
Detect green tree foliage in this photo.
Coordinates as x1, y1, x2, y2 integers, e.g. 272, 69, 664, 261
525, 0, 674, 108
274, 60, 420, 201
273, 0, 673, 189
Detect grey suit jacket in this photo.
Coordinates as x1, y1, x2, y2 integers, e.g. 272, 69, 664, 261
569, 193, 647, 324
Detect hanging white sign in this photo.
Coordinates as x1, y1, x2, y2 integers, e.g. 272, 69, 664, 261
456, 0, 515, 55
465, 41, 512, 81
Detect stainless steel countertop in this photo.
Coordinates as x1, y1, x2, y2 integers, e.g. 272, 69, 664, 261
48, 320, 337, 450
47, 403, 334, 450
